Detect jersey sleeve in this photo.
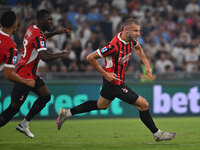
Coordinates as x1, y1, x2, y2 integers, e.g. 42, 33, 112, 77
4, 45, 18, 68
34, 34, 47, 52
97, 43, 116, 58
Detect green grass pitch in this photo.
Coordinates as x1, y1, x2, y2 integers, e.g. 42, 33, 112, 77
0, 117, 200, 150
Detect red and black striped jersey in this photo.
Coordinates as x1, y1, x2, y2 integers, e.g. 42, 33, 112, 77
97, 32, 138, 85
0, 30, 17, 69
15, 25, 47, 79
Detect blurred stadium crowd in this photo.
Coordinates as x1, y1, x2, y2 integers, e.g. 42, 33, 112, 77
0, 0, 200, 75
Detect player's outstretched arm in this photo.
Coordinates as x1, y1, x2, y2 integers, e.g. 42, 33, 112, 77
4, 67, 35, 87
39, 50, 69, 62
44, 27, 71, 39
134, 43, 152, 78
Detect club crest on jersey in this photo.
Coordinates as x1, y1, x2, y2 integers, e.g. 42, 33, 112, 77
40, 41, 45, 47
12, 56, 17, 64
101, 47, 108, 53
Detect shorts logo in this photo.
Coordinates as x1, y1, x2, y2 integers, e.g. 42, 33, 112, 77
19, 95, 24, 101
12, 56, 17, 64
101, 47, 108, 53
122, 88, 128, 93
40, 41, 45, 47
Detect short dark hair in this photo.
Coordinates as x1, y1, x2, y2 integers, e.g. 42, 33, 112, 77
36, 9, 50, 20
123, 18, 139, 28
0, 11, 17, 28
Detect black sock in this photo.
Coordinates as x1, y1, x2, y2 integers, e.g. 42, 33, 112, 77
0, 105, 19, 127
139, 110, 158, 133
26, 95, 50, 121
71, 101, 99, 115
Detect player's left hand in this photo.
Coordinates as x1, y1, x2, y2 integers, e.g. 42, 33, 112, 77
26, 79, 35, 87
61, 50, 70, 59
145, 66, 152, 78
57, 27, 71, 36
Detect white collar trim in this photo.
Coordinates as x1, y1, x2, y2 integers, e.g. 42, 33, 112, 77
118, 33, 129, 44
33, 25, 38, 29
34, 25, 44, 34
0, 29, 10, 37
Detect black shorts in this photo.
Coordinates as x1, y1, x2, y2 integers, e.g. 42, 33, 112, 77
100, 78, 139, 104
11, 76, 45, 105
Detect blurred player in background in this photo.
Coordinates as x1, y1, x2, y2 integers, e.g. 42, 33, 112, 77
0, 11, 35, 87
57, 18, 176, 142
0, 9, 71, 138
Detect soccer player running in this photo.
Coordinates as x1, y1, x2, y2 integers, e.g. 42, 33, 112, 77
0, 11, 35, 87
0, 9, 71, 138
57, 18, 176, 142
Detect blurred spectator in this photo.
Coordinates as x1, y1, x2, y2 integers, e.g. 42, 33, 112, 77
183, 45, 199, 72
155, 53, 174, 73
131, 1, 144, 23
38, 0, 53, 11
87, 6, 103, 31
77, 23, 92, 49
51, 7, 62, 26
85, 32, 100, 51
165, 65, 174, 73
46, 37, 57, 53
46, 48, 62, 72
99, 13, 112, 42
143, 39, 159, 60
171, 41, 185, 70
67, 5, 77, 30
52, 20, 68, 50
110, 8, 122, 35
112, 0, 127, 11
155, 42, 171, 60
38, 60, 48, 72
84, 0, 98, 7
80, 43, 93, 71
62, 43, 78, 72
192, 18, 200, 38
75, 7, 87, 30
72, 40, 82, 68
141, 0, 154, 13
185, 0, 199, 14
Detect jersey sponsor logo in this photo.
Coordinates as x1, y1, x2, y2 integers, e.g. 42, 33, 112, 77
118, 53, 132, 64
12, 56, 17, 64
101, 47, 108, 53
26, 29, 32, 37
40, 41, 45, 47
